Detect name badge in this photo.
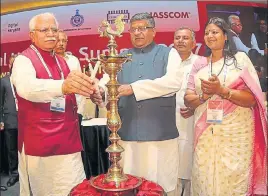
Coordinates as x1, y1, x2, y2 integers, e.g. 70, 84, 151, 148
50, 97, 65, 112
207, 100, 223, 124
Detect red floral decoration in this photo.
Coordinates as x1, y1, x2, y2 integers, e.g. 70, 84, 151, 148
70, 175, 164, 196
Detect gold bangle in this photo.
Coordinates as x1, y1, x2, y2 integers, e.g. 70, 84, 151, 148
221, 88, 231, 99
227, 89, 233, 99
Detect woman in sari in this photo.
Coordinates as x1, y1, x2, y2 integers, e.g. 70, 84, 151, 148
184, 17, 267, 196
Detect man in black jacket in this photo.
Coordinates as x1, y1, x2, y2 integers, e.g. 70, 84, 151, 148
254, 19, 267, 50
0, 54, 19, 187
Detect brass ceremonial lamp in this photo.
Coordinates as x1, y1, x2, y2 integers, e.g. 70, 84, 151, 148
89, 15, 142, 194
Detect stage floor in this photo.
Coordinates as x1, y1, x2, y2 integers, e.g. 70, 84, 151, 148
0, 173, 19, 196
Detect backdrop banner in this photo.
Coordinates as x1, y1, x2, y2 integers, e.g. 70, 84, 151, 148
0, 1, 266, 78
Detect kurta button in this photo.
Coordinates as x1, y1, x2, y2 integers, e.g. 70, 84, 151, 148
139, 62, 143, 65
138, 75, 142, 78
137, 105, 141, 109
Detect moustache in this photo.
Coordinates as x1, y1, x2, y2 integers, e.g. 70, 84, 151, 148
45, 37, 56, 41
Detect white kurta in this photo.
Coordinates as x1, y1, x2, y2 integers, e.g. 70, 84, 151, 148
19, 145, 85, 196
176, 53, 199, 180
99, 47, 183, 193
64, 54, 85, 115
120, 138, 179, 193
12, 54, 86, 196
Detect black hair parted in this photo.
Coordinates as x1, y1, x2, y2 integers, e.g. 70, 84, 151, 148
207, 17, 230, 34
204, 17, 238, 68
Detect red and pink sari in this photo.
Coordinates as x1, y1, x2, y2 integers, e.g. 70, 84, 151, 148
187, 52, 267, 196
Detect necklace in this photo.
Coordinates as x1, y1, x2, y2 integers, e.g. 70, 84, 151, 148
208, 56, 228, 87
210, 56, 225, 77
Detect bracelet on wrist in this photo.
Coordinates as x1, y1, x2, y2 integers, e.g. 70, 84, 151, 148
221, 88, 233, 99
199, 93, 206, 103
227, 89, 233, 99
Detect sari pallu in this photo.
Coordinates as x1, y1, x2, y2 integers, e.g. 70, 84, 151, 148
190, 53, 267, 196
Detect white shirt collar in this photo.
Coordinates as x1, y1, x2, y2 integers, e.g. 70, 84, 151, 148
181, 52, 194, 63
230, 29, 239, 37
185, 52, 194, 61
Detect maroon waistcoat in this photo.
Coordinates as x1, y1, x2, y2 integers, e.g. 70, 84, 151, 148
17, 46, 82, 156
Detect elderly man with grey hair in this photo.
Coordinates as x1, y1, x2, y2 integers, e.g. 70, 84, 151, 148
92, 12, 183, 195
173, 27, 200, 196
11, 13, 96, 195
228, 15, 266, 55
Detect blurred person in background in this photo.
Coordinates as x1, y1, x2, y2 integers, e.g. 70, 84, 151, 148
253, 19, 268, 50
0, 54, 19, 188
254, 65, 267, 97
228, 15, 267, 56
249, 49, 267, 94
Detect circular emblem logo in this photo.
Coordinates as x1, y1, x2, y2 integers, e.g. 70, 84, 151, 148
71, 9, 84, 27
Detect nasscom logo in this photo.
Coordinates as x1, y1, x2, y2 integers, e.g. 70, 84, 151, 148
150, 12, 190, 19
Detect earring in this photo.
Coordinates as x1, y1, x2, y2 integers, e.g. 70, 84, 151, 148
224, 40, 229, 51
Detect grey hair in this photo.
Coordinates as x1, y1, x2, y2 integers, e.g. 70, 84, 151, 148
58, 29, 68, 39
130, 12, 155, 27
29, 12, 59, 31
174, 27, 196, 41
228, 15, 240, 25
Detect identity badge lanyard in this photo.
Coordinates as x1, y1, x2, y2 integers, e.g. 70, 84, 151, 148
10, 77, 18, 111
206, 57, 228, 124
30, 45, 64, 79
30, 44, 66, 112
208, 57, 228, 86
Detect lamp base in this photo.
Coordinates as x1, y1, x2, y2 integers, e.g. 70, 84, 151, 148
90, 174, 142, 194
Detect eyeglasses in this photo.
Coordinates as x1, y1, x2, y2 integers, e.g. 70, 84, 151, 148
231, 23, 242, 27
32, 27, 59, 34
129, 26, 154, 33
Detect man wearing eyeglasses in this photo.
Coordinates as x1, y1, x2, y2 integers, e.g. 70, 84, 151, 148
227, 15, 267, 56
11, 13, 95, 196
93, 12, 183, 196
227, 15, 248, 53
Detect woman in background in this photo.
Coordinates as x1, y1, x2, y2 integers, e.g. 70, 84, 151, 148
184, 17, 267, 195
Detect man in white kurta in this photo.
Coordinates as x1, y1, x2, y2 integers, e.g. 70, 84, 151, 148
12, 13, 96, 196
54, 30, 85, 117
92, 13, 184, 196
173, 27, 199, 196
